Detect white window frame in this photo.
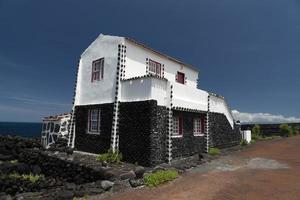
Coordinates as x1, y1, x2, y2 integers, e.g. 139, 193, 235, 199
172, 116, 183, 138
91, 58, 104, 82
87, 109, 101, 134
193, 117, 204, 136
148, 59, 162, 77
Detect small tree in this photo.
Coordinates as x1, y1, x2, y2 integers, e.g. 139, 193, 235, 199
292, 126, 300, 135
251, 124, 261, 140
279, 124, 293, 137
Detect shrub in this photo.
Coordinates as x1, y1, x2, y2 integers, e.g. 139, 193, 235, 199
96, 149, 123, 164
292, 126, 300, 135
240, 139, 248, 146
208, 147, 220, 156
9, 160, 18, 164
250, 140, 256, 144
251, 124, 262, 140
279, 124, 293, 137
9, 172, 45, 183
144, 170, 178, 187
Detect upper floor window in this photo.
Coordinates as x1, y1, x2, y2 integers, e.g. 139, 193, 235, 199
149, 59, 162, 77
91, 58, 104, 82
88, 109, 101, 134
193, 117, 204, 136
176, 72, 185, 84
173, 116, 183, 137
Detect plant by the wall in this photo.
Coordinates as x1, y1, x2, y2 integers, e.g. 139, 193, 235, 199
208, 147, 220, 156
240, 139, 248, 146
9, 172, 45, 183
96, 149, 123, 164
144, 170, 178, 187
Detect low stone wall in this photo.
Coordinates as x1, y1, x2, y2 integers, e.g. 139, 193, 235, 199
172, 111, 206, 158
75, 103, 113, 154
118, 100, 167, 166
210, 112, 241, 148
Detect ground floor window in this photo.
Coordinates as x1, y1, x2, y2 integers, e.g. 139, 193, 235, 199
173, 116, 183, 137
193, 116, 205, 136
88, 109, 101, 134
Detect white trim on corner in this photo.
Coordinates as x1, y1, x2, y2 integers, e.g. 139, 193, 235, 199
86, 131, 100, 135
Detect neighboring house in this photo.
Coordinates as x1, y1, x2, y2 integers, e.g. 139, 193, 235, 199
67, 34, 241, 166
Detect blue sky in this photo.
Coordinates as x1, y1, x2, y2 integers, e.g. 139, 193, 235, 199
0, 0, 300, 123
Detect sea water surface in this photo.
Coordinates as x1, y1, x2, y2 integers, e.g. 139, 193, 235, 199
0, 122, 42, 138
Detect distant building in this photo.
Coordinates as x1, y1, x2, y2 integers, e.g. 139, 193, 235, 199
67, 34, 241, 166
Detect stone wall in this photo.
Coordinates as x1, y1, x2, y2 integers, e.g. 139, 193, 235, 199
74, 103, 113, 154
118, 100, 167, 167
209, 112, 241, 148
171, 111, 206, 158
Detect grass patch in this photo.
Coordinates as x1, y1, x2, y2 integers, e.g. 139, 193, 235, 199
144, 170, 178, 187
9, 172, 45, 183
240, 139, 248, 146
208, 147, 220, 156
9, 160, 18, 164
96, 149, 122, 164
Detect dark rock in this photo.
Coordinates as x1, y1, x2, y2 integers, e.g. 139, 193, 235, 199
129, 178, 144, 187
198, 153, 204, 160
153, 166, 165, 172
134, 166, 145, 179
100, 180, 114, 191
0, 154, 13, 161
56, 190, 74, 199
120, 171, 135, 180
0, 193, 11, 200
31, 165, 42, 175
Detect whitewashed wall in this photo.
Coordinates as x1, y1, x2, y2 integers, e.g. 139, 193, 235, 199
121, 77, 168, 106
125, 40, 199, 88
74, 34, 124, 106
172, 82, 209, 111
210, 95, 234, 128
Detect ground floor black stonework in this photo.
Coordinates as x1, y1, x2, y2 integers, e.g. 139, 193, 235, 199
74, 100, 241, 167
74, 103, 113, 154
171, 110, 206, 158
118, 100, 167, 167
209, 112, 241, 148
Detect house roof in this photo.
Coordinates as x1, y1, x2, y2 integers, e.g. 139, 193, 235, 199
125, 37, 199, 72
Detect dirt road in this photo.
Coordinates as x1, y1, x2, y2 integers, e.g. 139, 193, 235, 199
100, 136, 300, 200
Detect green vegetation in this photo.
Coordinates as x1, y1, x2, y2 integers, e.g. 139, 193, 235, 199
208, 147, 220, 156
9, 172, 45, 183
240, 139, 248, 146
279, 124, 294, 137
144, 170, 178, 187
251, 124, 262, 140
292, 126, 300, 135
9, 160, 18, 164
96, 149, 123, 164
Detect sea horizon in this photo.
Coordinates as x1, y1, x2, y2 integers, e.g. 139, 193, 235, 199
0, 121, 42, 138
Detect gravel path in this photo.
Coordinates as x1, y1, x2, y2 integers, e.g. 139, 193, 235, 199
94, 135, 300, 200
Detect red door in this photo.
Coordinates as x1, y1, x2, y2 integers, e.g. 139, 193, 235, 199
177, 72, 185, 84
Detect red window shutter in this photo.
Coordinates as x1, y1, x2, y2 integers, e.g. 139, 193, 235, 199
177, 72, 185, 84
179, 116, 183, 135
201, 116, 205, 133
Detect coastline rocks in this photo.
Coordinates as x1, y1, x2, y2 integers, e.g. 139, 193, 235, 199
120, 171, 135, 180
129, 178, 144, 188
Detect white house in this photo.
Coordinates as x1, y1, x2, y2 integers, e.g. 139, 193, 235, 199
67, 34, 241, 166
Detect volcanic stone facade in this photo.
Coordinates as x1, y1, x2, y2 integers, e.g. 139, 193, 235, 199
74, 101, 241, 166
209, 112, 241, 148
118, 100, 167, 166
171, 110, 206, 158
74, 103, 113, 154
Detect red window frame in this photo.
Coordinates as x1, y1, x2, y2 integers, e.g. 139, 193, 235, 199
173, 116, 183, 137
91, 58, 104, 82
149, 59, 162, 77
176, 72, 185, 84
88, 109, 101, 134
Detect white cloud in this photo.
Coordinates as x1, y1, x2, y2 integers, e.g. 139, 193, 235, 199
232, 110, 300, 124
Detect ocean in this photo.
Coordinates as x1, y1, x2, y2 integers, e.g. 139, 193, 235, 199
0, 122, 42, 138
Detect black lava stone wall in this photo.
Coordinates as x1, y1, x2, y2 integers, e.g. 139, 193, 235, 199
118, 100, 167, 167
172, 111, 206, 158
209, 112, 241, 148
74, 103, 113, 154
